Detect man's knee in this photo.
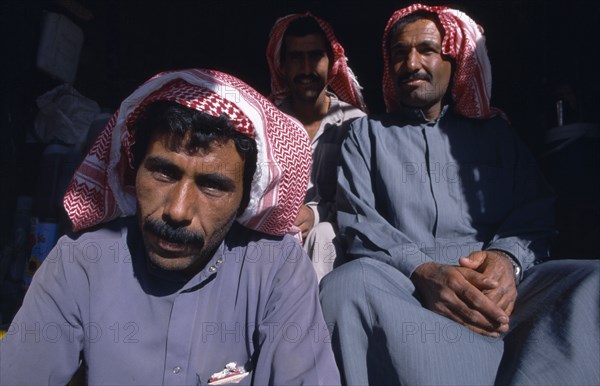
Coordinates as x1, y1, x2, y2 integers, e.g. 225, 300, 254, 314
320, 258, 368, 307
525, 259, 600, 284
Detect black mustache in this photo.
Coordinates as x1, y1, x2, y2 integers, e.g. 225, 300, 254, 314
144, 218, 204, 246
294, 75, 320, 83
398, 72, 432, 83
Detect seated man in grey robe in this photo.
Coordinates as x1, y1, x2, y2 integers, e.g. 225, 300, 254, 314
0, 69, 341, 385
320, 4, 599, 386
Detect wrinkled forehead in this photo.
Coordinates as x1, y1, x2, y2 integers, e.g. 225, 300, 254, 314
391, 19, 443, 50
144, 132, 246, 184
284, 33, 329, 53
387, 12, 445, 50
158, 130, 240, 157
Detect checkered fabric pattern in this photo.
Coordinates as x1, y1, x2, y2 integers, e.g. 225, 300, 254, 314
382, 3, 502, 118
126, 79, 255, 138
64, 69, 311, 236
266, 12, 367, 112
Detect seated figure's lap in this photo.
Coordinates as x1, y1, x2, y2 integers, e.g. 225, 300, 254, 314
320, 258, 504, 386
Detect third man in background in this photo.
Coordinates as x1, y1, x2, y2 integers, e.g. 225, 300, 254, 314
266, 13, 367, 281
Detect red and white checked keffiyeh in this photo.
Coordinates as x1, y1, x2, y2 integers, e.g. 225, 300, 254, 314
64, 69, 312, 236
382, 3, 500, 118
266, 12, 367, 111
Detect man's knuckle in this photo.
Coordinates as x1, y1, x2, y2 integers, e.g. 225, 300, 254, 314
447, 276, 462, 289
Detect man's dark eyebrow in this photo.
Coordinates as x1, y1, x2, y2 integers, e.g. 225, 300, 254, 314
287, 49, 326, 55
196, 173, 237, 191
418, 40, 442, 50
144, 155, 237, 191
144, 156, 181, 176
391, 39, 441, 51
308, 49, 326, 55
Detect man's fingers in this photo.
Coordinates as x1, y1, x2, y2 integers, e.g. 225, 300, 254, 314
294, 205, 315, 233
458, 251, 487, 270
434, 296, 507, 337
484, 286, 517, 317
413, 262, 510, 336
455, 281, 509, 326
460, 268, 498, 290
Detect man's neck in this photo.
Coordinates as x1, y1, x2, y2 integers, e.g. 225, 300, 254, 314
422, 104, 443, 121
290, 92, 330, 140
291, 92, 330, 120
398, 102, 445, 122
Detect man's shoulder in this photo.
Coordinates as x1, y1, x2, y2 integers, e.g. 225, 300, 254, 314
64, 216, 135, 243
444, 110, 509, 126
226, 222, 301, 252
53, 217, 135, 268
334, 99, 366, 118
223, 223, 316, 287
329, 94, 366, 123
226, 223, 308, 265
31, 218, 136, 290
444, 112, 515, 138
345, 113, 397, 134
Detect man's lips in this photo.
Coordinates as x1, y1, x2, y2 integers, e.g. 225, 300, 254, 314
401, 78, 427, 86
156, 237, 188, 253
147, 232, 197, 257
398, 73, 431, 87
142, 218, 204, 256
294, 76, 320, 85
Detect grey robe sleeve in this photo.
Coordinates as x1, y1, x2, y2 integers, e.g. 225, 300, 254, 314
336, 118, 434, 278
0, 237, 85, 385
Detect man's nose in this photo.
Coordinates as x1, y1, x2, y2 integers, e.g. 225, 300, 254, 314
302, 55, 313, 74
163, 180, 196, 226
405, 49, 422, 71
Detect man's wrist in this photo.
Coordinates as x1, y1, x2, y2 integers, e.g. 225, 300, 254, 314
489, 249, 523, 284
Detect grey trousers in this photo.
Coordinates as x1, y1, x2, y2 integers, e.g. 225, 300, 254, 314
320, 258, 600, 386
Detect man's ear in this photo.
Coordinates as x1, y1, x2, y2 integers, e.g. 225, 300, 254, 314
237, 166, 250, 217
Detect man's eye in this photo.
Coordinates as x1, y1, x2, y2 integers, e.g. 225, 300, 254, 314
391, 48, 408, 58
419, 44, 441, 55
200, 185, 227, 198
151, 169, 177, 182
309, 51, 325, 60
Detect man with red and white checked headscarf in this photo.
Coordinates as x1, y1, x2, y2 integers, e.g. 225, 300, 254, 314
1, 69, 341, 385
320, 4, 599, 385
266, 12, 367, 281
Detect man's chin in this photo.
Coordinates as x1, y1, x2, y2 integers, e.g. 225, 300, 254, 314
147, 252, 196, 273
397, 94, 436, 110
296, 92, 321, 103
291, 86, 323, 101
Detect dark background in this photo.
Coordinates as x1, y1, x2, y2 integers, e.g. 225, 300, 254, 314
4, 1, 600, 138
1, 0, 599, 322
